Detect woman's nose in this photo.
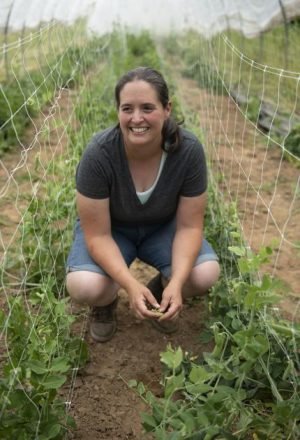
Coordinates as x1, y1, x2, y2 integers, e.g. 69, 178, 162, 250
131, 109, 144, 123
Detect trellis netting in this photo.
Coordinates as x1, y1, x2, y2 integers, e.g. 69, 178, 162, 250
0, 1, 300, 439
1, 0, 300, 37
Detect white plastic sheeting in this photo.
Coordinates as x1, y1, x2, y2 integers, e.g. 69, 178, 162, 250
1, 0, 300, 37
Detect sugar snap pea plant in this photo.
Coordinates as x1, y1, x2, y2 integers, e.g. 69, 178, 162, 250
0, 29, 166, 439
0, 34, 111, 440
132, 189, 300, 439
0, 284, 88, 439
129, 113, 300, 438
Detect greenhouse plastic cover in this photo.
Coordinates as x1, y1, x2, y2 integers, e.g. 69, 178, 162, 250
1, 0, 300, 37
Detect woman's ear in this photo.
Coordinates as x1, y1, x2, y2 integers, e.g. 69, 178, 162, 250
165, 101, 172, 118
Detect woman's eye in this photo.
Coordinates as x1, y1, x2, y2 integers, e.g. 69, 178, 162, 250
121, 107, 131, 113
143, 106, 154, 112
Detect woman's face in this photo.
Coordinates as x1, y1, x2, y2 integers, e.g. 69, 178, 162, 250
118, 80, 171, 150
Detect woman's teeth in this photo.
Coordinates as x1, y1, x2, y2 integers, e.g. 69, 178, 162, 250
130, 127, 149, 133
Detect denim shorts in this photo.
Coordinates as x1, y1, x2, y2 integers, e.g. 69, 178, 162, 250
66, 218, 218, 279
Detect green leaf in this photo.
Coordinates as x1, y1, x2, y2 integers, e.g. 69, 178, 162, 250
169, 417, 184, 430
196, 410, 210, 428
238, 257, 250, 274
66, 414, 76, 429
141, 413, 157, 431
204, 426, 220, 439
228, 246, 246, 257
252, 334, 270, 355
236, 411, 254, 430
41, 423, 61, 439
50, 357, 70, 373
189, 365, 215, 383
186, 383, 212, 396
27, 360, 48, 375
127, 379, 137, 388
229, 231, 241, 239
8, 389, 31, 408
145, 390, 156, 405
160, 346, 183, 370
165, 370, 185, 398
244, 287, 257, 308
137, 381, 146, 396
199, 328, 213, 343
152, 405, 165, 425
42, 375, 67, 389
207, 389, 229, 403
233, 329, 253, 348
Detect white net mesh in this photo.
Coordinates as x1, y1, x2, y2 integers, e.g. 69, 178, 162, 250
0, 11, 299, 439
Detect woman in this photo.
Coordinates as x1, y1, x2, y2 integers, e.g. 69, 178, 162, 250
66, 66, 220, 342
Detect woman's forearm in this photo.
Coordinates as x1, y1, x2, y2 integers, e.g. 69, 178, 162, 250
87, 234, 136, 290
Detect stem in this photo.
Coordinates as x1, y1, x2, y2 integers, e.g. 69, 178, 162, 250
259, 358, 283, 402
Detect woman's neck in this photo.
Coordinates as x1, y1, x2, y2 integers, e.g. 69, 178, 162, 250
124, 140, 163, 161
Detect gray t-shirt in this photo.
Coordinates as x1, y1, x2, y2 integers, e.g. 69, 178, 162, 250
76, 126, 207, 225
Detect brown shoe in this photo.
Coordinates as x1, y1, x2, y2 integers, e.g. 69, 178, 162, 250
89, 297, 118, 342
147, 275, 179, 334
150, 316, 179, 334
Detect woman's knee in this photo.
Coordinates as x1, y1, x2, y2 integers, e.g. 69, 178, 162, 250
66, 271, 118, 305
184, 260, 220, 297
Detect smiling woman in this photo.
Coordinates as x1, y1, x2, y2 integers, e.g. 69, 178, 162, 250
65, 66, 220, 342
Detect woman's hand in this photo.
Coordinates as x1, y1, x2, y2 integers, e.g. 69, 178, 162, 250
126, 280, 163, 320
158, 281, 183, 321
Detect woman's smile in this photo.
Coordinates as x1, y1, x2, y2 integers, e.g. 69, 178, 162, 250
129, 127, 149, 133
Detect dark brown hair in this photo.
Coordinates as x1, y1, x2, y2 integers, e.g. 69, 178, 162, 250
115, 67, 182, 152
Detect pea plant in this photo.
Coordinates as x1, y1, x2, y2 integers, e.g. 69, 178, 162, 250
0, 29, 165, 439
132, 189, 300, 439
0, 34, 108, 440
0, 285, 88, 440
128, 50, 299, 433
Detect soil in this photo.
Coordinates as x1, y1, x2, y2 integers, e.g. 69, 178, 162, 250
66, 261, 211, 440
0, 67, 299, 439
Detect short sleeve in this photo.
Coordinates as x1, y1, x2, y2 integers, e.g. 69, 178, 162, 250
76, 142, 111, 199
180, 140, 207, 196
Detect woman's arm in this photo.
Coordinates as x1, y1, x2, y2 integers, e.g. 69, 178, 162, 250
77, 192, 160, 319
159, 192, 206, 319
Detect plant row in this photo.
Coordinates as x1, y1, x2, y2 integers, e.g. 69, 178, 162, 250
135, 177, 299, 439
0, 35, 106, 156
0, 29, 167, 439
0, 29, 110, 439
163, 29, 300, 162
132, 38, 300, 435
